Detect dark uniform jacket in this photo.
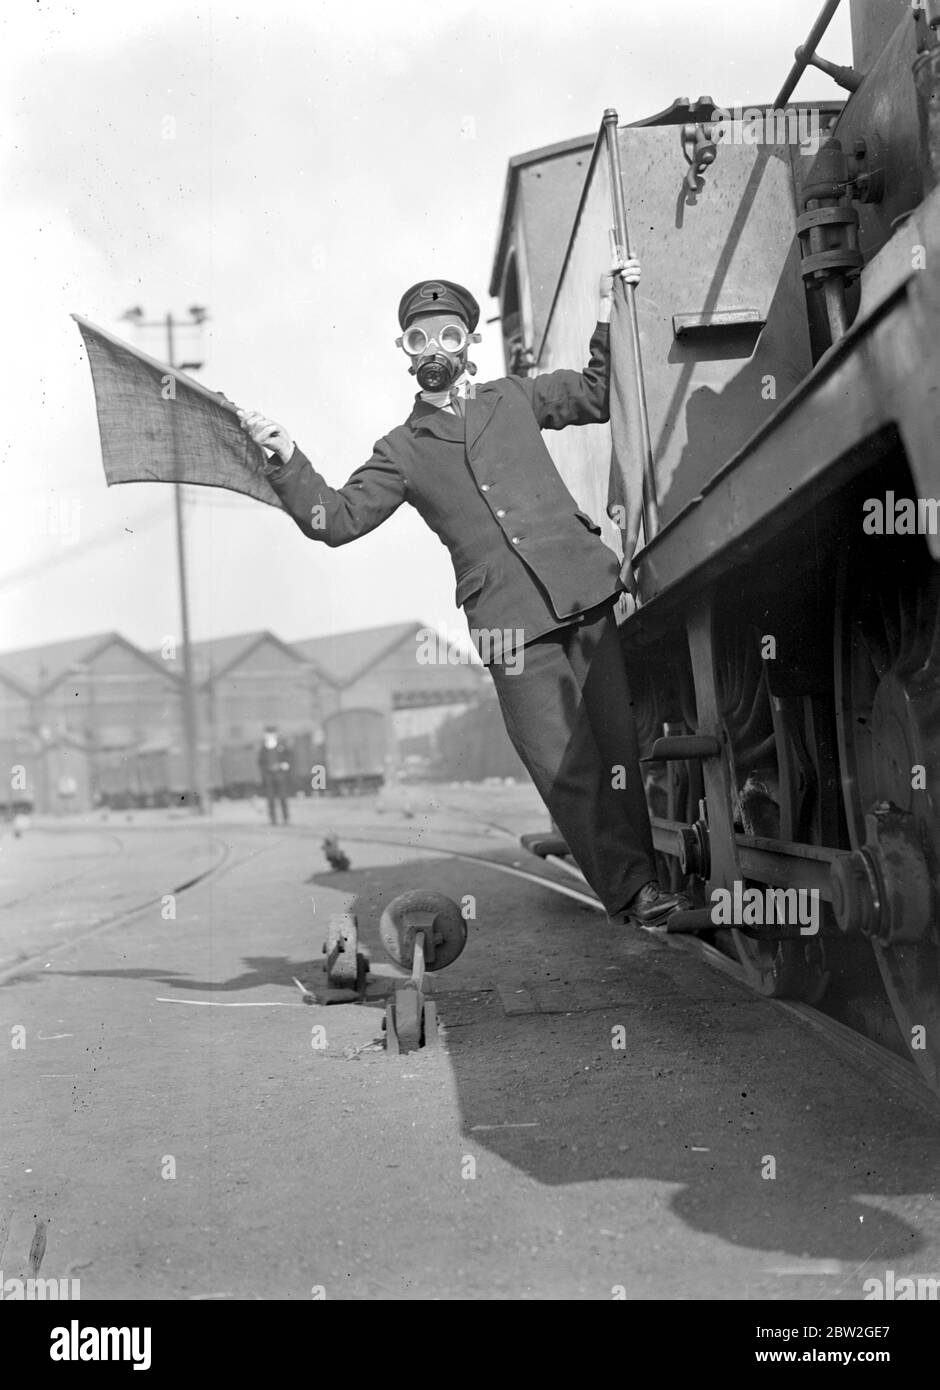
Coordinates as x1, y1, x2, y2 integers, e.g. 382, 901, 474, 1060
264, 322, 623, 657
258, 739, 290, 781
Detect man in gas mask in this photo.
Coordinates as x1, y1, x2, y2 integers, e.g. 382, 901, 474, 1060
237, 266, 686, 928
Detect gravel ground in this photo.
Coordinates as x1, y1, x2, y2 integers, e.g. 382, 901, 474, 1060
1, 787, 938, 1300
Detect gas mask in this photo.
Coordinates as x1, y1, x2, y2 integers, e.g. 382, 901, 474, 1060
396, 314, 481, 392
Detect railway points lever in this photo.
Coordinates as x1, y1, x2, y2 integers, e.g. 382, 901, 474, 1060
379, 891, 467, 1054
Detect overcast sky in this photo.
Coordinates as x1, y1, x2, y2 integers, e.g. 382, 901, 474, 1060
0, 0, 851, 658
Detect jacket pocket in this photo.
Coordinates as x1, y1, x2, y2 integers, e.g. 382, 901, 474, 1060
454, 563, 487, 608
574, 508, 602, 536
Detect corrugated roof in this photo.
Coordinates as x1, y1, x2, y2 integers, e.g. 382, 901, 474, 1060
292, 622, 423, 686
0, 632, 135, 693
146, 629, 320, 684
0, 621, 480, 697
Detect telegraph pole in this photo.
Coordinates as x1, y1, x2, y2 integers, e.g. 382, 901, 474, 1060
122, 304, 208, 813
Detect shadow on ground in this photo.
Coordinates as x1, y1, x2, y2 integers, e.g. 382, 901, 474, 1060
9, 853, 938, 1267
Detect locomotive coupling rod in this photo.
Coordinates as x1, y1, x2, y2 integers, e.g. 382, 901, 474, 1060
775, 0, 843, 107
603, 108, 660, 547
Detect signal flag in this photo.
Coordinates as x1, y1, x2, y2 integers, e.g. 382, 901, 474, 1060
606, 289, 646, 567
71, 314, 284, 509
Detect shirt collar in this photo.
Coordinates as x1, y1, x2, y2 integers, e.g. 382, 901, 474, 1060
419, 370, 472, 412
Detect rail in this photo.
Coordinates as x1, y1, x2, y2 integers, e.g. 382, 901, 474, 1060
775, 0, 844, 106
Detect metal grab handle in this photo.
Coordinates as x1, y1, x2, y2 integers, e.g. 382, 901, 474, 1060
603, 108, 660, 549
775, 0, 843, 107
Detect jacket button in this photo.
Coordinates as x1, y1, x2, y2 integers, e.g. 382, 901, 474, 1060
481, 484, 491, 492
511, 536, 521, 545
496, 508, 506, 518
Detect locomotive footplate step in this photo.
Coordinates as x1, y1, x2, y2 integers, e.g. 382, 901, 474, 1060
520, 831, 571, 859
666, 907, 716, 934
380, 891, 467, 1053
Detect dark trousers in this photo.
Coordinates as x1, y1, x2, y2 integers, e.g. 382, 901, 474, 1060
262, 773, 289, 824
488, 601, 655, 916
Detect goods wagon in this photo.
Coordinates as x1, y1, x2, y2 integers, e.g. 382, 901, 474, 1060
323, 708, 387, 795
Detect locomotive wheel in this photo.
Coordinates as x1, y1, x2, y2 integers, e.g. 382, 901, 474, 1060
835, 534, 940, 1092
714, 617, 830, 1003
765, 937, 829, 1005
379, 891, 467, 971
729, 919, 829, 1003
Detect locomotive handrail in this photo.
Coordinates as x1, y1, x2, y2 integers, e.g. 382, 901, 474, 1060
534, 110, 662, 560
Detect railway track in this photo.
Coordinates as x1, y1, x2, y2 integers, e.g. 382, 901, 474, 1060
0, 828, 127, 915
7, 801, 938, 1116
0, 831, 236, 986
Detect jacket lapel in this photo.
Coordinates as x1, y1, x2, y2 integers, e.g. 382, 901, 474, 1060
407, 383, 502, 449
408, 398, 463, 441
466, 383, 501, 451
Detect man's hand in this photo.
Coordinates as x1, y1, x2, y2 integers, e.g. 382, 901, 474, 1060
598, 257, 641, 322
619, 555, 638, 599
237, 409, 294, 464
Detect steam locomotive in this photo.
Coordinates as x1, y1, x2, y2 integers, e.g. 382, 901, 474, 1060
491, 0, 940, 1094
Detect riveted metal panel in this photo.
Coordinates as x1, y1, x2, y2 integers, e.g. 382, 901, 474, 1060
539, 120, 813, 531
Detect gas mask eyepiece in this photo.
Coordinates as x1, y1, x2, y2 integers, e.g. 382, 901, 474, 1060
396, 319, 480, 390
400, 323, 470, 357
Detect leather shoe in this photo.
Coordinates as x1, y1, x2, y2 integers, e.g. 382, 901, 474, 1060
621, 881, 690, 929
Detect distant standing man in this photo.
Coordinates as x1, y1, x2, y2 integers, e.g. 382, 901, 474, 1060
258, 726, 291, 825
